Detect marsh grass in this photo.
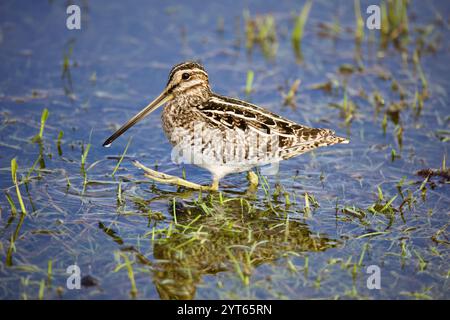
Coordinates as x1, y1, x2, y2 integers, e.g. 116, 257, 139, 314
244, 11, 278, 59
115, 251, 138, 298
30, 108, 49, 143
329, 87, 357, 126
56, 130, 63, 156
61, 40, 75, 94
245, 70, 254, 95
140, 191, 340, 299
354, 0, 364, 44
291, 1, 313, 62
317, 17, 341, 40
283, 79, 301, 107
5, 193, 17, 216
6, 211, 26, 266
112, 138, 132, 177
11, 159, 26, 215
380, 0, 409, 49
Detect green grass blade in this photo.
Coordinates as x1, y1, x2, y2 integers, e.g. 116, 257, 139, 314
292, 1, 313, 44
5, 193, 17, 216
112, 138, 132, 177
11, 158, 27, 214
39, 108, 49, 139
245, 70, 254, 95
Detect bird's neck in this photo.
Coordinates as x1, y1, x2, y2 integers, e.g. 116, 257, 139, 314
172, 85, 212, 108
162, 87, 212, 139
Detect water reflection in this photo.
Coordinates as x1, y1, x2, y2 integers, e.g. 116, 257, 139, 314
147, 194, 340, 299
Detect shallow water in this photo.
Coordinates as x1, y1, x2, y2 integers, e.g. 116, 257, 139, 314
0, 0, 449, 299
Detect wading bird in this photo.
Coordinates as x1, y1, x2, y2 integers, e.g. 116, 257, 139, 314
103, 62, 348, 191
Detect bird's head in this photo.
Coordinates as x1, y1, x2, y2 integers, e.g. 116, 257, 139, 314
103, 61, 210, 147
166, 61, 210, 96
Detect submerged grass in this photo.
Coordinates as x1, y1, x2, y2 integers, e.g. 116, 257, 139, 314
6, 212, 26, 266
5, 193, 17, 216
115, 252, 138, 298
136, 190, 341, 299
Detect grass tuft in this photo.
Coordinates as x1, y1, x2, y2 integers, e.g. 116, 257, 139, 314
11, 158, 27, 215
32, 108, 49, 142
291, 1, 313, 62
354, 0, 364, 44
245, 70, 254, 95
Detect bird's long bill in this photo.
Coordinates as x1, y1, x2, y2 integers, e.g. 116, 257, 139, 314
102, 90, 173, 147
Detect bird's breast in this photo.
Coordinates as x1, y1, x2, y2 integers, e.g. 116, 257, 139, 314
161, 101, 199, 145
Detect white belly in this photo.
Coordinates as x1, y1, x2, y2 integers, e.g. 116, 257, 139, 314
168, 123, 282, 179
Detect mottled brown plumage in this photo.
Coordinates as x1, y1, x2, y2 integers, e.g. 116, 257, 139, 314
103, 61, 349, 190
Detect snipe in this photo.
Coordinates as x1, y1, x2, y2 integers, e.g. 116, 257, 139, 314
103, 61, 349, 191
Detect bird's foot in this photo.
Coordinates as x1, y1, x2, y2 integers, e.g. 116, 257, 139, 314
133, 161, 217, 191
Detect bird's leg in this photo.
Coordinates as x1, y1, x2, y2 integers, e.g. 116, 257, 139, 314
210, 176, 220, 192
133, 161, 216, 191
246, 171, 259, 192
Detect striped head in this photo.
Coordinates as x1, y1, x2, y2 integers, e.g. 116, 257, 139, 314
102, 61, 211, 147
166, 61, 211, 97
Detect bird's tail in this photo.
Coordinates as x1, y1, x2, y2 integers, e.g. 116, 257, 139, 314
322, 130, 349, 146
334, 136, 349, 144
282, 129, 349, 160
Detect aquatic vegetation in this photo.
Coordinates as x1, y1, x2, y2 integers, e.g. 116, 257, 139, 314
112, 137, 132, 177
291, 1, 313, 62
56, 130, 64, 156
380, 0, 409, 49
317, 17, 341, 40
244, 11, 278, 59
329, 88, 357, 126
115, 251, 138, 298
245, 70, 254, 95
31, 108, 49, 143
146, 193, 339, 299
10, 159, 27, 215
354, 0, 364, 44
5, 193, 17, 216
283, 79, 301, 107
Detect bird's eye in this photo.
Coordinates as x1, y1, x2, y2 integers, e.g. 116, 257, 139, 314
182, 73, 190, 80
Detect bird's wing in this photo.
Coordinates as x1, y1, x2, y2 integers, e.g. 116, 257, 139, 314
195, 94, 338, 152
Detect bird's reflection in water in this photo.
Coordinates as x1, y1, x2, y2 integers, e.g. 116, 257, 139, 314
148, 192, 340, 300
